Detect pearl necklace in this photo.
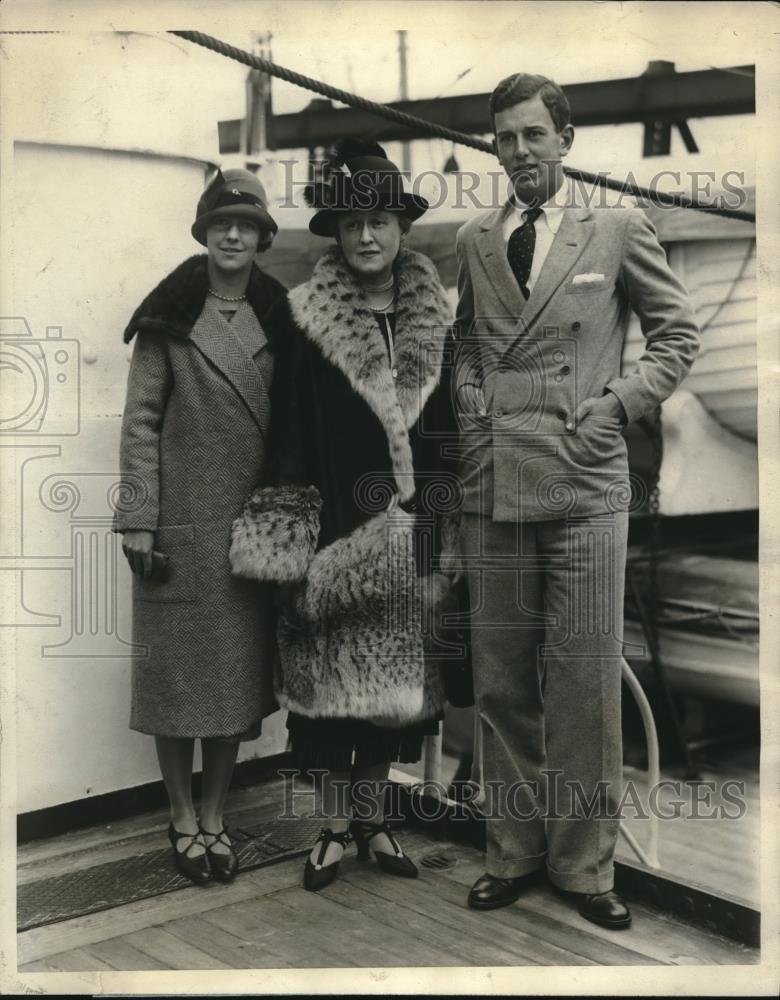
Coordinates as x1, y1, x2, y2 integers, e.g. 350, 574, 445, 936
209, 288, 247, 302
369, 292, 396, 313
361, 275, 394, 293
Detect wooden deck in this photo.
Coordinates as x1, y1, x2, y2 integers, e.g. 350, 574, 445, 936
618, 758, 760, 906
15, 778, 758, 973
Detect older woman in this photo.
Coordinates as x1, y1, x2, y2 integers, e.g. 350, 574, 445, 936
116, 169, 294, 885
231, 140, 458, 891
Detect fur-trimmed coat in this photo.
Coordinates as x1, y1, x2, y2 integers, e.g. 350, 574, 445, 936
116, 255, 296, 738
230, 246, 459, 724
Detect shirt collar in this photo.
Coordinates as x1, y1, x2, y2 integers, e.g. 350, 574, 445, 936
511, 176, 570, 235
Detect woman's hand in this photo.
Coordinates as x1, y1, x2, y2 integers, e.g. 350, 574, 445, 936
122, 530, 155, 577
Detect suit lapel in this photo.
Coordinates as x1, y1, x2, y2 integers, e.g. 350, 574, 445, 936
476, 206, 527, 319
189, 299, 268, 433
521, 208, 594, 329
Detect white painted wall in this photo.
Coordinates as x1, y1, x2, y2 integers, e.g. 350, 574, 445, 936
6, 141, 290, 814
2, 30, 290, 814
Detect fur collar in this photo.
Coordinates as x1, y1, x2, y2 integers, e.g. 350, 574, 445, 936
123, 254, 290, 346
288, 246, 452, 501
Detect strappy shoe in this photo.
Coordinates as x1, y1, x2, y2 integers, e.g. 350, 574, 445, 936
349, 818, 418, 879
303, 827, 351, 892
167, 823, 212, 885
200, 825, 239, 883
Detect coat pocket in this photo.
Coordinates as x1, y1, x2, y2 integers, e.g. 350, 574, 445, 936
563, 279, 613, 295
566, 415, 626, 467
137, 524, 196, 603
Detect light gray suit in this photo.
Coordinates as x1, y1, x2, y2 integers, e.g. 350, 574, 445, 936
454, 198, 699, 891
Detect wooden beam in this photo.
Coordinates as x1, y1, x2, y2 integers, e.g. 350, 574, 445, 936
218, 65, 754, 153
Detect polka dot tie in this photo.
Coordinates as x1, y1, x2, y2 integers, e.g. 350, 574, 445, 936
507, 207, 543, 300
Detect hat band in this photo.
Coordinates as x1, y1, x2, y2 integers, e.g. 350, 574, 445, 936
212, 190, 267, 211
319, 175, 410, 212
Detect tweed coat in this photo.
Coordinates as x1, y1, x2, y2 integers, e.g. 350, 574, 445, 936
230, 246, 458, 725
454, 199, 700, 521
116, 254, 296, 738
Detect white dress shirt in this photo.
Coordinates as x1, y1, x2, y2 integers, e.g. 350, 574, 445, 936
502, 178, 569, 293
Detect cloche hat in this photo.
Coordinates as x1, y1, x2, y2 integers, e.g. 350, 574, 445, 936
305, 139, 429, 238
192, 168, 278, 246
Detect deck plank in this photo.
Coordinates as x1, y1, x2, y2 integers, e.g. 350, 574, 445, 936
337, 864, 602, 966
199, 894, 362, 968
159, 913, 291, 969
20, 946, 117, 973
321, 875, 548, 967
119, 925, 234, 970
273, 883, 474, 967
415, 868, 659, 966
437, 846, 757, 965
617, 764, 760, 905
86, 936, 172, 970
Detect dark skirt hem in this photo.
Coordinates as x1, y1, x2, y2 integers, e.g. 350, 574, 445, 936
286, 711, 440, 772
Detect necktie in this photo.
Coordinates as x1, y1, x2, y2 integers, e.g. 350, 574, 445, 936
507, 206, 543, 300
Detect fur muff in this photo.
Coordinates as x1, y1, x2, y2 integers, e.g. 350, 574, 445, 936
287, 246, 452, 502
229, 485, 322, 583
274, 508, 445, 723
293, 508, 417, 623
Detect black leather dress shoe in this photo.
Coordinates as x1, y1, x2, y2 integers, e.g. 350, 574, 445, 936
468, 872, 529, 910
578, 890, 632, 929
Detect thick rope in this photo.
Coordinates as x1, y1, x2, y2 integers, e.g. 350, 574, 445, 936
170, 30, 755, 223
171, 31, 492, 153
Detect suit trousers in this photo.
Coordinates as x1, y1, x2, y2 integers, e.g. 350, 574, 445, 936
461, 511, 628, 893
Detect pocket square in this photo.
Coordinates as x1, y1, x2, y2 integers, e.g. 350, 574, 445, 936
572, 272, 605, 285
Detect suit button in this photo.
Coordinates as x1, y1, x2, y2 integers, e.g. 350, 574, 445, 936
553, 350, 566, 363
494, 409, 504, 418
554, 375, 563, 383
572, 321, 581, 331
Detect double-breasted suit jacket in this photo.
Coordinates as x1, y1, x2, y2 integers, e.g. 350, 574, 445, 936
454, 199, 700, 521
116, 255, 295, 739
453, 192, 700, 891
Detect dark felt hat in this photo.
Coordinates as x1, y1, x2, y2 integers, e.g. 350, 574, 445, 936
306, 140, 429, 237
192, 168, 278, 246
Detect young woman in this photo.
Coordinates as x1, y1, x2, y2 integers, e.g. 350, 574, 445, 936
117, 169, 294, 885
230, 140, 459, 891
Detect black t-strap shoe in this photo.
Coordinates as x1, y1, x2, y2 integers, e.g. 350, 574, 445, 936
303, 827, 352, 892
349, 818, 418, 879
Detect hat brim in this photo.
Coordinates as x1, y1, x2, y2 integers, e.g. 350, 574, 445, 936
308, 193, 429, 238
192, 203, 278, 246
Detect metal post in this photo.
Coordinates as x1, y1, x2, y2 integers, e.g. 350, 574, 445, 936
422, 725, 443, 789
621, 657, 661, 868
397, 30, 411, 174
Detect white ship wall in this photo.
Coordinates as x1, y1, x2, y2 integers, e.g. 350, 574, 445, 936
4, 33, 290, 815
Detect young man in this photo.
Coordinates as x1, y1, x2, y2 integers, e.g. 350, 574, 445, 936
453, 73, 699, 928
